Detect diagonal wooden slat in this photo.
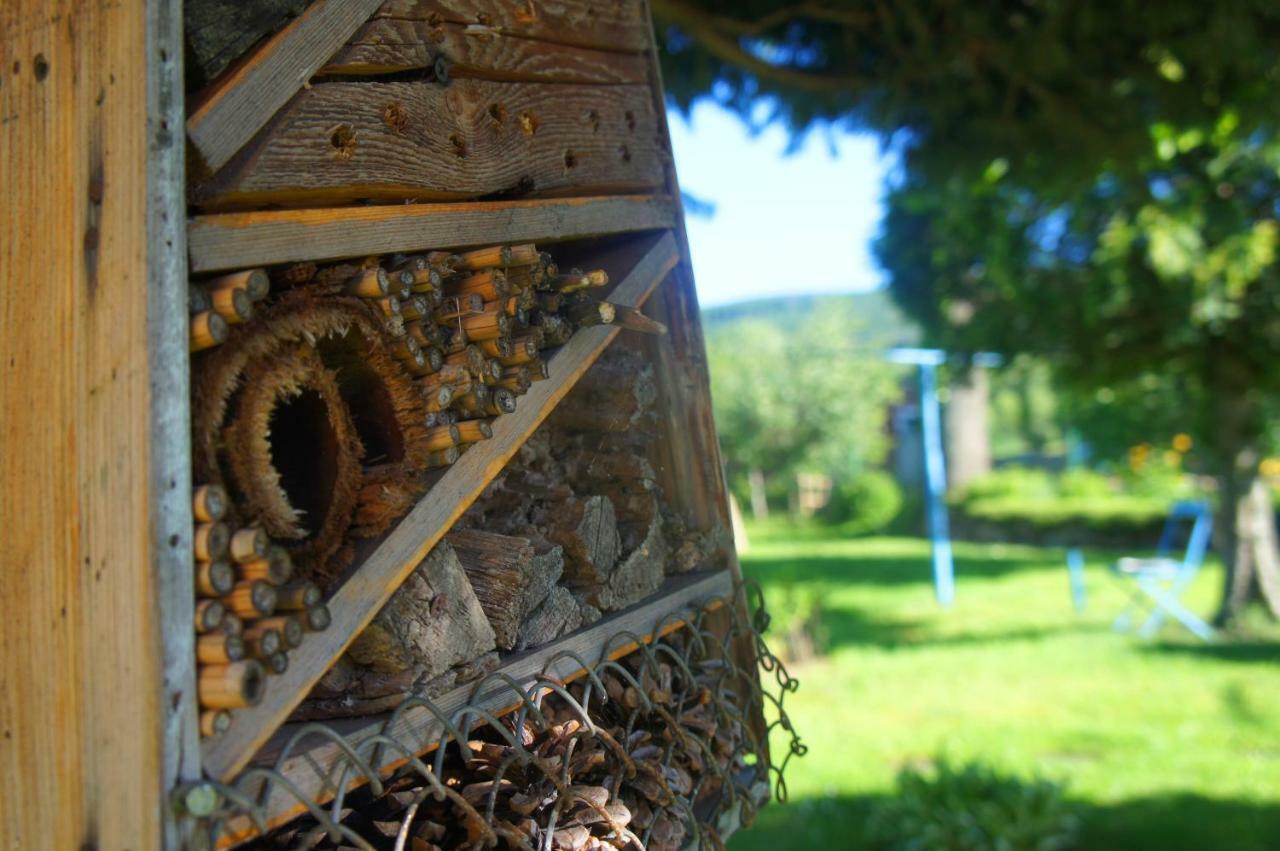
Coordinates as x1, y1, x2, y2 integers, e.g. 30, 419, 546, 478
214, 569, 733, 847
186, 0, 385, 173
187, 195, 676, 273
201, 230, 680, 780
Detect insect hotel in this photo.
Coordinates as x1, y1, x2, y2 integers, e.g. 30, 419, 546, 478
1, 1, 801, 849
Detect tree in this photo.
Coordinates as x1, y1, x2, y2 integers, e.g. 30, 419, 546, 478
705, 298, 902, 511
878, 129, 1280, 624
654, 0, 1280, 624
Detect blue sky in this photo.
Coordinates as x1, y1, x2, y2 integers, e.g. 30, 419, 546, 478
666, 101, 895, 308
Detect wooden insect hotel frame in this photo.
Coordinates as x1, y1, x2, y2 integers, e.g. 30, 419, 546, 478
1, 2, 801, 849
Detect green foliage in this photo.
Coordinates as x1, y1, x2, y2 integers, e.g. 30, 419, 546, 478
954, 467, 1194, 529
819, 470, 904, 535
704, 295, 904, 499
867, 760, 1080, 851
655, 2, 1280, 191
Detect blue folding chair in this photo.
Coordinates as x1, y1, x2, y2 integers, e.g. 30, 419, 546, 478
1111, 500, 1214, 641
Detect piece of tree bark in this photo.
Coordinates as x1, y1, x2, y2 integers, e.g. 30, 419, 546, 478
591, 514, 667, 612
445, 529, 566, 649
517, 586, 582, 649
346, 541, 496, 678
541, 495, 620, 588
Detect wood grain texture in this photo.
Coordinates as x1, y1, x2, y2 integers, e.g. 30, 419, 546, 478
195, 78, 665, 209
187, 194, 675, 272
201, 232, 679, 780
186, 0, 386, 173
0, 1, 189, 847
217, 569, 732, 847
321, 19, 649, 83
374, 0, 651, 52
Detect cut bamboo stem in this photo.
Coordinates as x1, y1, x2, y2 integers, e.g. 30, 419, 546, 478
609, 304, 667, 336
345, 267, 390, 298
304, 604, 332, 631
425, 446, 461, 469
423, 424, 462, 451
266, 652, 290, 675
210, 286, 254, 325
196, 559, 237, 597
253, 615, 305, 649
238, 546, 293, 584
198, 661, 266, 709
224, 580, 278, 619
454, 419, 493, 444
194, 522, 230, 562
190, 310, 229, 352
193, 484, 228, 523
276, 581, 322, 611
197, 632, 246, 664
207, 268, 269, 301
228, 527, 269, 564
199, 709, 231, 737
221, 613, 243, 637
242, 625, 282, 660
195, 599, 226, 634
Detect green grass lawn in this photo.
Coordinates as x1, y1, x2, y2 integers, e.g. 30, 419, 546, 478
730, 524, 1280, 851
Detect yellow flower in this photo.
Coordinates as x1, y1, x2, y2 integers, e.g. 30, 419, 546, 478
1164, 450, 1182, 468
1260, 458, 1280, 477
1172, 433, 1193, 453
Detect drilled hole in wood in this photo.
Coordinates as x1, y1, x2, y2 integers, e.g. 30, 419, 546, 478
33, 54, 48, 81
586, 109, 600, 133
564, 149, 577, 169
625, 110, 636, 132
450, 134, 467, 158
519, 111, 540, 136
489, 103, 507, 125
328, 124, 356, 160
382, 102, 408, 133
619, 144, 632, 163
268, 390, 341, 537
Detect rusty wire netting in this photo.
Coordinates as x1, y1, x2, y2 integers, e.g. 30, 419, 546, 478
193, 578, 803, 850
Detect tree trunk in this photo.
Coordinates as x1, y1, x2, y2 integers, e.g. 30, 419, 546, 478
1209, 394, 1280, 627
748, 469, 769, 520
946, 365, 992, 494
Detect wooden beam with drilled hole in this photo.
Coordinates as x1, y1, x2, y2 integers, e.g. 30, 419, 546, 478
186, 0, 385, 173
200, 230, 680, 780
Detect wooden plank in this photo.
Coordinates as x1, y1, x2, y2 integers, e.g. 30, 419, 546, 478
147, 1, 205, 848
215, 569, 733, 846
201, 231, 680, 780
374, 0, 651, 53
186, 0, 386, 174
321, 19, 649, 83
0, 2, 186, 847
194, 78, 665, 209
187, 194, 675, 272
636, 0, 772, 770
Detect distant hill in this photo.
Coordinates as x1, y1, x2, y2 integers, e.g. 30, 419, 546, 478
702, 290, 920, 348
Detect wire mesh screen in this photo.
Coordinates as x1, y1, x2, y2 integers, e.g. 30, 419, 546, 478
188, 579, 802, 850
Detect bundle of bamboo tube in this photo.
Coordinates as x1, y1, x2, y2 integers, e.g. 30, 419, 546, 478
192, 482, 330, 737
189, 268, 271, 352
338, 243, 650, 474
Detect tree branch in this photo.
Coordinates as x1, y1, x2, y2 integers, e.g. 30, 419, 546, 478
651, 0, 875, 94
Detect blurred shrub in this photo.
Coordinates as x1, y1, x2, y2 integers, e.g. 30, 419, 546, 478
954, 466, 1183, 529
768, 585, 830, 663
867, 760, 1080, 851
819, 470, 904, 535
